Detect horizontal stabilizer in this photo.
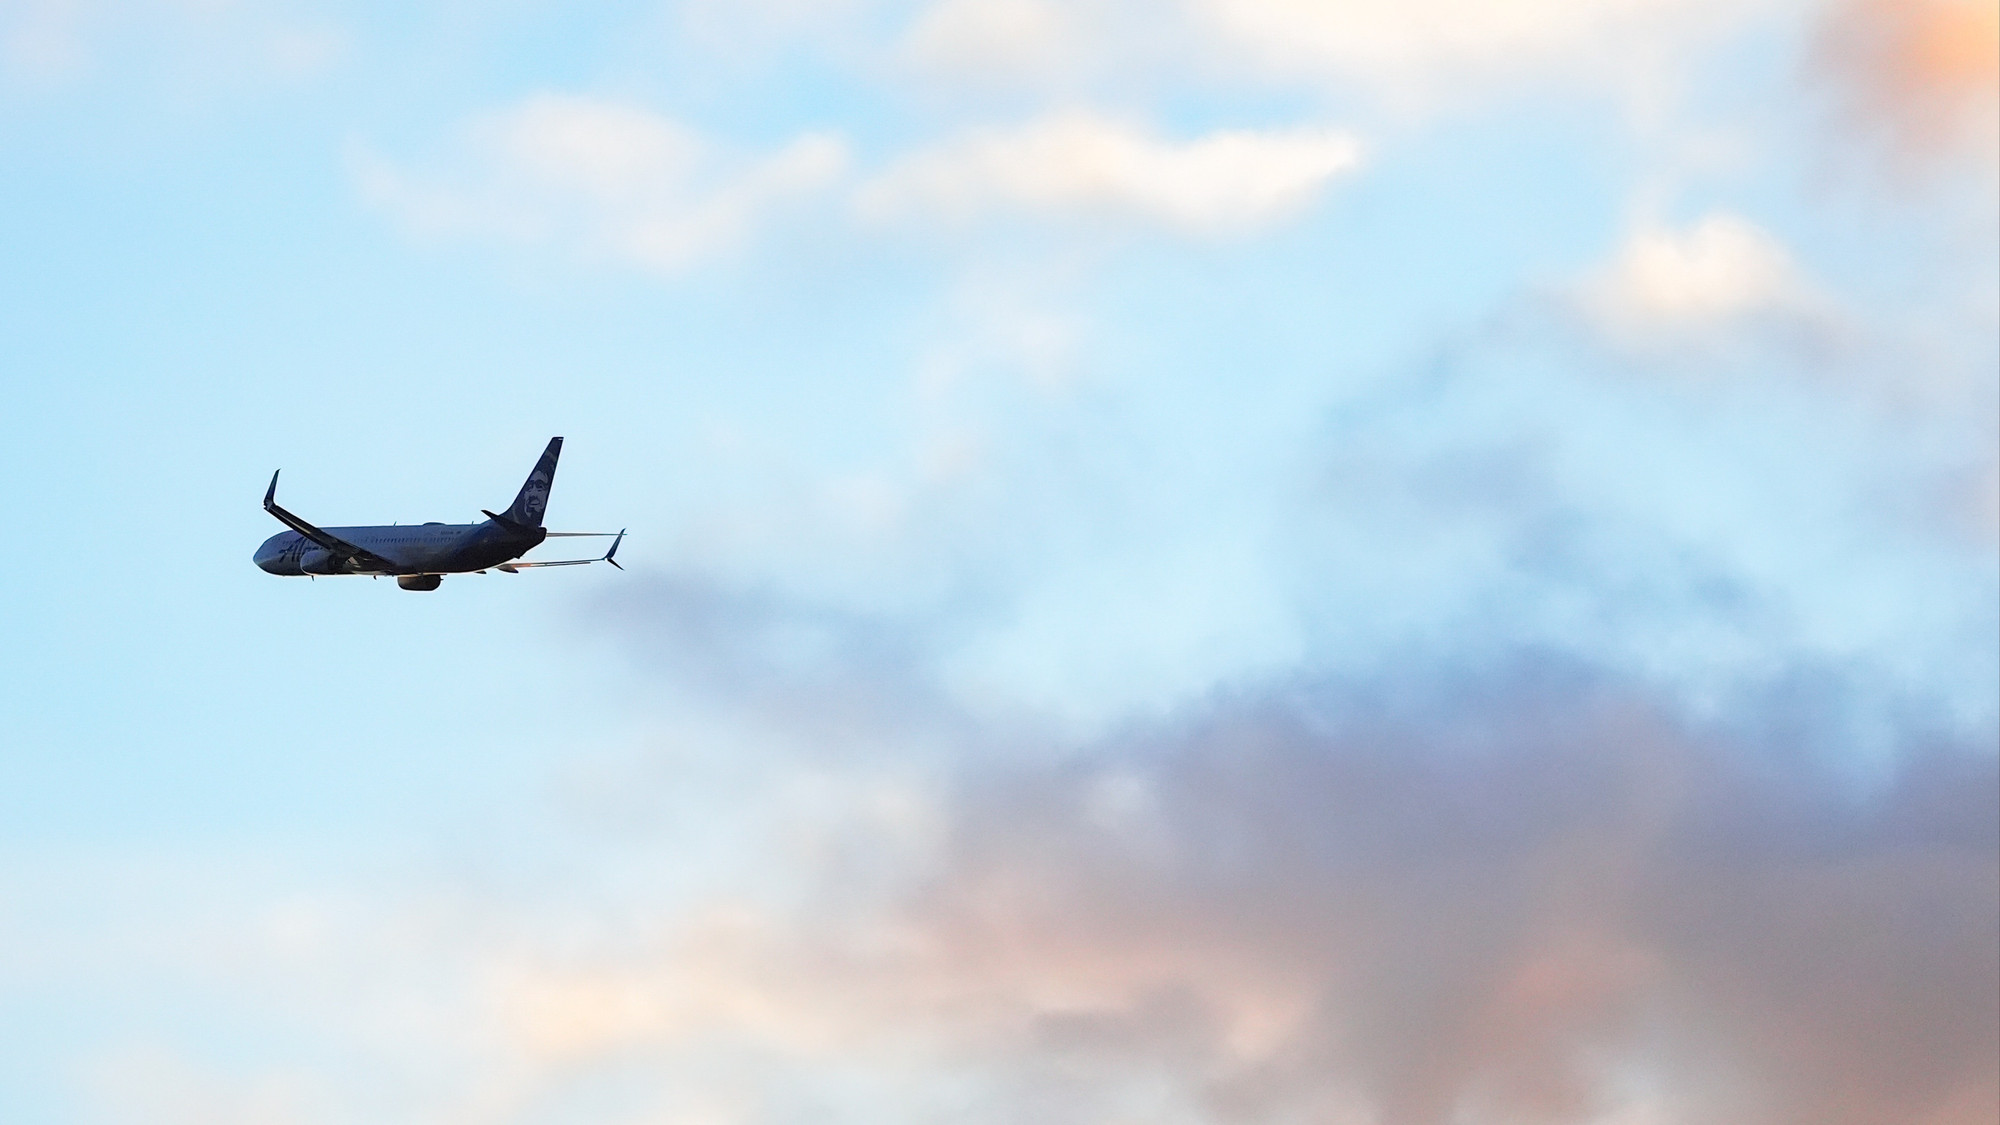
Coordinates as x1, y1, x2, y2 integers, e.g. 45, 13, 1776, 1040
502, 529, 625, 571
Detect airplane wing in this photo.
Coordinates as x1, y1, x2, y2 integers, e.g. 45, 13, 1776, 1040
263, 470, 398, 573
497, 529, 625, 572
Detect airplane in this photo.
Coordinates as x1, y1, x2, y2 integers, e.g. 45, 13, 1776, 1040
253, 436, 624, 591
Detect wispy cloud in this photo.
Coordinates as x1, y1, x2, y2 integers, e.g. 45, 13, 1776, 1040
1190, 0, 1762, 96
353, 93, 850, 273
897, 0, 1089, 88
357, 98, 1363, 266
0, 0, 346, 94
856, 113, 1363, 234
870, 0, 1789, 109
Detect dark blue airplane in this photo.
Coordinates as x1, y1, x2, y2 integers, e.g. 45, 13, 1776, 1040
254, 437, 623, 591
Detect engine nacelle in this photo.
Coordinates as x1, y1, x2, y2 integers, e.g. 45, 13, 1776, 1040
298, 547, 338, 575
396, 574, 443, 591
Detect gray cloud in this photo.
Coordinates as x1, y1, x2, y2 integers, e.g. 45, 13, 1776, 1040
908, 657, 1997, 1124
556, 548, 1997, 1124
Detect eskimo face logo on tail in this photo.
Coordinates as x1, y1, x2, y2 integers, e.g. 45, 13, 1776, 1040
521, 473, 550, 521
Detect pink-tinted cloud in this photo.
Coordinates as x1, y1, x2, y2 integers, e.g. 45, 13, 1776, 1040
1816, 0, 2000, 161
552, 563, 1998, 1124
879, 665, 1998, 1125
482, 668, 1993, 1125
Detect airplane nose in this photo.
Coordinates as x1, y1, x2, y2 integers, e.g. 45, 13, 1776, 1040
254, 538, 286, 574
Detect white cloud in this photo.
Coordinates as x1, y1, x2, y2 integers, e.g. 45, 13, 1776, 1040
875, 0, 1779, 108
1191, 0, 1760, 99
856, 112, 1363, 234
898, 0, 1084, 85
355, 93, 850, 273
1580, 212, 1821, 341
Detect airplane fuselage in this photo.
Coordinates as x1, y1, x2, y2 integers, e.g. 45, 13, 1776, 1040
254, 437, 620, 591
254, 520, 547, 577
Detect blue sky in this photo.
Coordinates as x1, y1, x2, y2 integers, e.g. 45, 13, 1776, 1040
2, 2, 1996, 1123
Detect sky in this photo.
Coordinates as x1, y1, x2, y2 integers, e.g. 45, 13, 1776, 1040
0, 1, 1995, 1123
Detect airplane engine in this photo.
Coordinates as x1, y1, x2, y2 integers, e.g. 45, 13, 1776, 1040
396, 574, 442, 591
297, 547, 337, 574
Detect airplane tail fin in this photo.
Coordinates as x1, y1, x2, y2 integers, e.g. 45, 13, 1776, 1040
502, 437, 562, 528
